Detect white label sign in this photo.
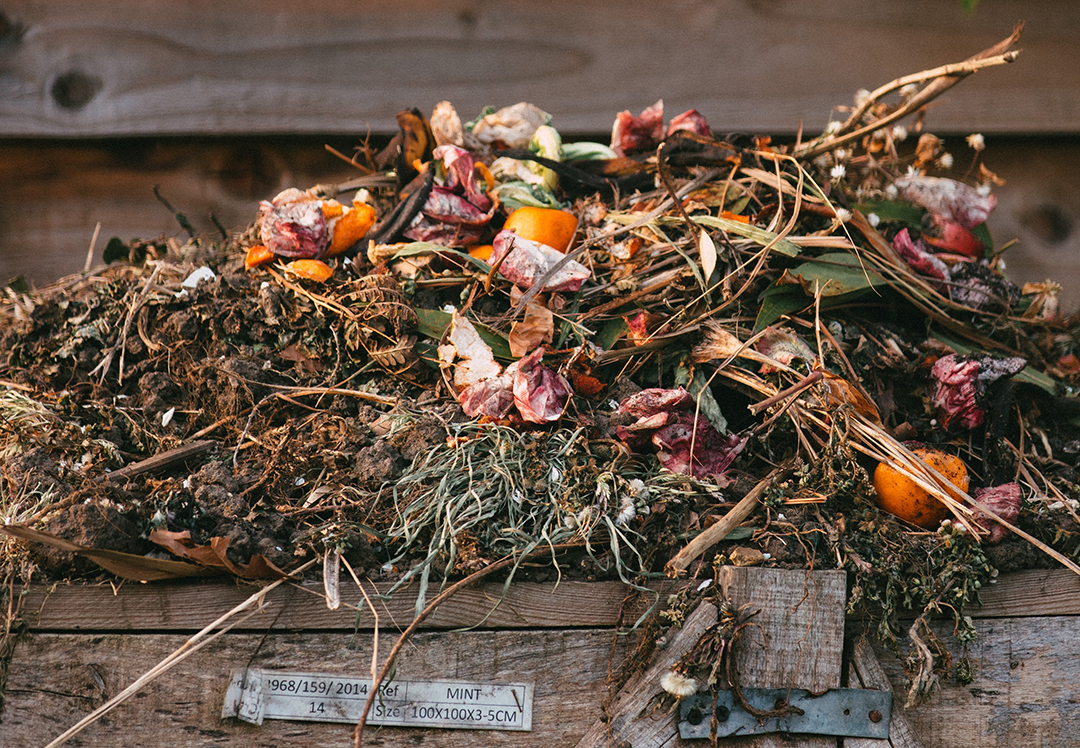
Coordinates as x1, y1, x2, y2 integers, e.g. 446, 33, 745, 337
223, 669, 532, 731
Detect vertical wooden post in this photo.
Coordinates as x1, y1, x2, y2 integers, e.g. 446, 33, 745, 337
719, 566, 848, 748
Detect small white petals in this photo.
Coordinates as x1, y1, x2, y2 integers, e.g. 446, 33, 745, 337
777, 513, 787, 521
867, 213, 881, 228
890, 125, 909, 142
854, 88, 871, 107
938, 153, 954, 169
977, 183, 993, 196
905, 165, 921, 178
900, 83, 919, 99
696, 579, 713, 591
160, 407, 176, 427
884, 184, 899, 199
833, 148, 850, 162
830, 164, 846, 181
833, 207, 852, 223
824, 120, 843, 135
660, 671, 698, 699
294, 477, 306, 486
966, 133, 986, 151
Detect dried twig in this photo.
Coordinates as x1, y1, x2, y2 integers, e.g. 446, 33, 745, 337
796, 24, 1022, 160
665, 462, 795, 577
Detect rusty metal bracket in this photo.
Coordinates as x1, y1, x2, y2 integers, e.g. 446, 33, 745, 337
678, 688, 892, 740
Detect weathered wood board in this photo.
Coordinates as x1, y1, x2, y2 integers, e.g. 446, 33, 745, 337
19, 566, 1074, 634
718, 567, 847, 748
5, 570, 1080, 746
872, 616, 1080, 748
1, 1, 1076, 137
17, 578, 658, 632
1, 629, 619, 747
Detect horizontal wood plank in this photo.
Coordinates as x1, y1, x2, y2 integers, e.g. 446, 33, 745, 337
1, 629, 623, 747
18, 579, 663, 632
16, 567, 1080, 635
872, 616, 1080, 748
0, 1, 1076, 137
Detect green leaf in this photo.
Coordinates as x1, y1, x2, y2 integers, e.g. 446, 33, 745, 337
855, 200, 925, 227
390, 242, 492, 273
675, 362, 728, 434
415, 309, 513, 360
754, 288, 812, 332
970, 222, 993, 253
779, 252, 886, 297
594, 318, 629, 351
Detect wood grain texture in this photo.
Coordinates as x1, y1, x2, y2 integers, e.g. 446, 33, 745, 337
872, 617, 1080, 748
0, 1, 1076, 137
16, 566, 1074, 636
1, 628, 622, 747
719, 567, 847, 748
18, 578, 665, 632
846, 636, 925, 748
573, 601, 718, 748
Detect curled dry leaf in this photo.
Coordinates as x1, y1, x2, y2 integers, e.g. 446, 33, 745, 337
1, 523, 218, 582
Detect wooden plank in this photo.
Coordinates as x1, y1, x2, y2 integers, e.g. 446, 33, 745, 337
846, 636, 925, 748
17, 564, 1076, 637
0, 1, 1077, 137
18, 579, 663, 632
574, 601, 718, 748
871, 616, 1080, 748
968, 567, 1080, 618
719, 567, 847, 748
0, 628, 621, 747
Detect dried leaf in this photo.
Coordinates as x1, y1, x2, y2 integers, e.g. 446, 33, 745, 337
699, 230, 717, 282
2, 524, 219, 582
508, 298, 554, 358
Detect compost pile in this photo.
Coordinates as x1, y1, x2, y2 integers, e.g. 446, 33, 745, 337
2, 27, 1078, 706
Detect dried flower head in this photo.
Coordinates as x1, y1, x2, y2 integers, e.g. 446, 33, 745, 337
830, 164, 847, 182
966, 133, 986, 151
890, 124, 909, 142
660, 671, 697, 699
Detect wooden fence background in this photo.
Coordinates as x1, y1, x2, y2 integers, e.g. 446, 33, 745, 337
1, 1, 1079, 307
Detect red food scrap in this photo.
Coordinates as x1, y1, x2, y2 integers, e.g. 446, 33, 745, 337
894, 175, 997, 229
930, 353, 1026, 430
258, 188, 330, 258
892, 228, 950, 284
667, 109, 711, 138
972, 482, 1021, 543
404, 145, 498, 246
512, 348, 571, 423
615, 387, 745, 482
488, 229, 590, 293
610, 100, 665, 155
